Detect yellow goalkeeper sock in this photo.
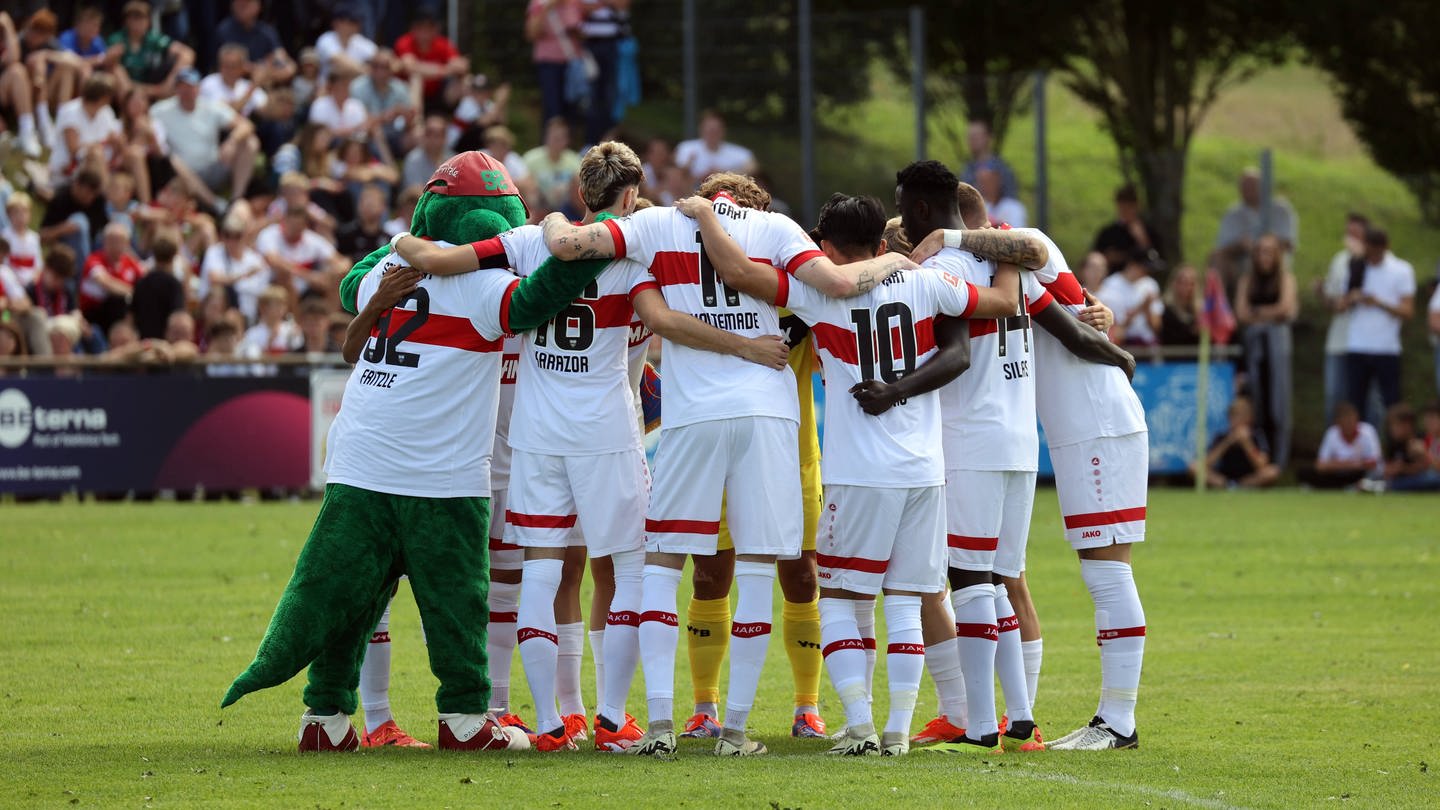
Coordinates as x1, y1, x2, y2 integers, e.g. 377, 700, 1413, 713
686, 596, 731, 711
783, 597, 822, 711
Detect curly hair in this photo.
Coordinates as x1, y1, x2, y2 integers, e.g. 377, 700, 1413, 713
696, 172, 771, 211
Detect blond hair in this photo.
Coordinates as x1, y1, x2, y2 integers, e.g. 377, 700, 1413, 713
882, 216, 911, 255
696, 172, 770, 211
578, 141, 643, 213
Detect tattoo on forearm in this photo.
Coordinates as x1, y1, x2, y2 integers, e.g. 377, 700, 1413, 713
856, 269, 875, 294
960, 231, 1043, 266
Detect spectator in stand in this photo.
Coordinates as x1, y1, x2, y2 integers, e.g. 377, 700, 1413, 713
0, 12, 43, 157
200, 214, 271, 322
525, 0, 585, 130
1236, 234, 1298, 468
0, 319, 25, 362
204, 318, 251, 376
216, 0, 296, 89
292, 48, 321, 109
659, 163, 693, 208
39, 168, 107, 261
48, 73, 123, 182
80, 221, 144, 333
961, 118, 1017, 200
27, 245, 79, 321
0, 237, 48, 357
1160, 264, 1202, 346
132, 178, 218, 268
1098, 249, 1163, 347
580, 0, 630, 144
102, 170, 139, 244
977, 165, 1025, 227
383, 184, 422, 236
201, 44, 269, 118
130, 232, 186, 339
241, 284, 302, 355
1092, 184, 1162, 275
118, 89, 165, 205
480, 125, 537, 203
451, 75, 509, 151
640, 136, 672, 201
254, 84, 298, 157
268, 171, 337, 240
1198, 397, 1281, 489
1372, 403, 1440, 493
395, 10, 469, 115
106, 1, 194, 99
335, 135, 397, 200
3, 193, 42, 287
1301, 401, 1381, 489
56, 6, 107, 88
165, 309, 199, 355
308, 57, 368, 140
1429, 277, 1440, 396
314, 5, 376, 82
22, 9, 84, 116
256, 207, 337, 300
1320, 212, 1369, 423
351, 49, 415, 157
150, 68, 260, 213
292, 295, 341, 355
1343, 227, 1415, 426
1214, 167, 1298, 291
1077, 250, 1107, 293
402, 115, 448, 190
675, 109, 756, 184
47, 312, 87, 358
1423, 403, 1440, 467
522, 116, 581, 217
337, 184, 388, 263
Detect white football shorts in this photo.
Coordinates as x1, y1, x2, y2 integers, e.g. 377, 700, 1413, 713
945, 469, 1037, 579
816, 484, 946, 595
504, 447, 648, 558
1049, 431, 1149, 549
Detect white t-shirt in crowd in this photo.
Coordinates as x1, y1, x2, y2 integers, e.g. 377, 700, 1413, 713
674, 139, 754, 179
308, 95, 369, 134
200, 243, 272, 322
1317, 423, 1381, 472
1323, 249, 1357, 355
240, 319, 303, 355
150, 97, 237, 174
990, 197, 1028, 228
1345, 252, 1415, 355
49, 99, 122, 174
0, 263, 26, 301
1097, 271, 1163, 345
199, 73, 268, 118
255, 224, 335, 296
314, 31, 378, 78
1, 224, 42, 287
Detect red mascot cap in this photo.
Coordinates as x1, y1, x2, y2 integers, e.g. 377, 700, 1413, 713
424, 151, 530, 218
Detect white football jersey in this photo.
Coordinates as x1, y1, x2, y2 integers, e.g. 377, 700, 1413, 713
781, 267, 978, 488
609, 199, 823, 429
491, 333, 522, 490
324, 244, 515, 498
1018, 228, 1147, 446
935, 247, 1053, 472
500, 225, 653, 455
256, 224, 334, 295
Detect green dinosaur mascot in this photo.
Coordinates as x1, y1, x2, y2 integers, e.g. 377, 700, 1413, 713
222, 151, 611, 753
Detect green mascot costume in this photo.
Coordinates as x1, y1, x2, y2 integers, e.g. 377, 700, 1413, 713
222, 151, 610, 752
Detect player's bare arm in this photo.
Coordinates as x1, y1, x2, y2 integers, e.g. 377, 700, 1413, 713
909, 228, 1050, 270
541, 213, 617, 261
677, 196, 782, 301
1079, 289, 1115, 331
1031, 299, 1137, 380
342, 266, 422, 364
851, 315, 971, 416
632, 287, 788, 369
970, 264, 1022, 318
393, 233, 513, 276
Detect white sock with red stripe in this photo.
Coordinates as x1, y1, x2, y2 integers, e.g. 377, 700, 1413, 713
359, 600, 393, 734
557, 622, 586, 718
993, 583, 1033, 724
485, 579, 520, 714
1022, 638, 1043, 708
517, 557, 564, 734
852, 598, 877, 701
638, 564, 683, 728
600, 549, 643, 725
724, 561, 775, 733
1082, 559, 1145, 737
925, 637, 967, 726
819, 597, 872, 732
882, 595, 924, 736
589, 628, 606, 707
951, 583, 999, 739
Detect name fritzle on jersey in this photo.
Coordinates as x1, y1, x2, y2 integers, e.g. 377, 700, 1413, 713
359, 368, 398, 389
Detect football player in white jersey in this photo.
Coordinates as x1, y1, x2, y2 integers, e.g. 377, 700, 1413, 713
223, 152, 622, 752
540, 173, 917, 757
680, 191, 1026, 755
878, 163, 1133, 755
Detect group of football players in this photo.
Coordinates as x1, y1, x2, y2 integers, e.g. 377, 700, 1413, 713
295, 140, 1151, 757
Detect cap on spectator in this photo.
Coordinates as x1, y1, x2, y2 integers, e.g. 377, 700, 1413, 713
177, 67, 202, 85
424, 151, 529, 217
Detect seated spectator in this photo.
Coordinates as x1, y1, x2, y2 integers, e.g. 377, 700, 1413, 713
292, 48, 321, 109
1375, 403, 1440, 493
80, 222, 145, 333
961, 118, 1018, 200
403, 115, 450, 190
39, 168, 107, 263
266, 171, 337, 239
394, 10, 470, 114
1198, 397, 1280, 489
150, 68, 260, 212
254, 84, 299, 158
1214, 166, 1298, 292
103, 171, 140, 243
1424, 403, 1440, 468
3, 193, 43, 287
978, 166, 1025, 227
215, 0, 296, 89
481, 125, 537, 203
351, 49, 414, 156
47, 311, 88, 358
0, 12, 42, 157
1098, 250, 1163, 346
384, 185, 422, 236
256, 208, 337, 299
200, 215, 271, 322
523, 117, 581, 216
0, 319, 25, 362
241, 284, 302, 355
58, 6, 108, 78
132, 179, 218, 266
26, 245, 79, 320
106, 1, 194, 99
293, 295, 341, 355
658, 163, 693, 207
118, 88, 164, 205
675, 109, 756, 183
640, 136, 672, 201
308, 57, 369, 140
337, 184, 388, 263
1301, 401, 1382, 489
1160, 263, 1202, 346
164, 310, 200, 360
131, 233, 187, 339
22, 9, 84, 116
1092, 184, 1161, 274
314, 5, 377, 81
1077, 250, 1108, 293
201, 44, 269, 118
204, 318, 252, 377
335, 135, 397, 199
48, 73, 123, 182
0, 237, 48, 357
452, 75, 509, 151
1342, 227, 1415, 426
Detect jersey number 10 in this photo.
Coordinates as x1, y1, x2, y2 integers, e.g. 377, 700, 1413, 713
850, 302, 918, 383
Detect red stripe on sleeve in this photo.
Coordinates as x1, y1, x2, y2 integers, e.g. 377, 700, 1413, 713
969, 319, 999, 338
470, 236, 505, 264
1042, 272, 1085, 306
1063, 507, 1147, 530
629, 280, 660, 299
1027, 290, 1055, 314
960, 282, 980, 318
603, 218, 627, 260
774, 267, 790, 307
499, 278, 520, 333
785, 249, 825, 276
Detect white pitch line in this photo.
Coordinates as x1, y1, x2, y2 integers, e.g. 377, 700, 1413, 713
996, 768, 1247, 810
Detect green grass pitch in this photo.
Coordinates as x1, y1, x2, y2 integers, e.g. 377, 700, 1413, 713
4, 489, 1436, 808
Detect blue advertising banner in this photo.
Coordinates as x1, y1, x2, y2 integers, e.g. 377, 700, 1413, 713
0, 376, 311, 495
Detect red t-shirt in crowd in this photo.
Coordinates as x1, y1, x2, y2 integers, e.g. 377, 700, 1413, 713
394, 33, 459, 98
79, 250, 144, 310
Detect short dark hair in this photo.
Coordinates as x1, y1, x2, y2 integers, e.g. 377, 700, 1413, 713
45, 244, 78, 278
1364, 226, 1388, 248
152, 234, 179, 264
1346, 211, 1369, 228
1387, 402, 1415, 426
1334, 400, 1358, 420
896, 160, 960, 212
207, 320, 240, 340
1115, 184, 1139, 204
815, 193, 885, 256
74, 168, 104, 191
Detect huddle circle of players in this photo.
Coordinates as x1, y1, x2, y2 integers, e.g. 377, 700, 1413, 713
235, 142, 1150, 756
